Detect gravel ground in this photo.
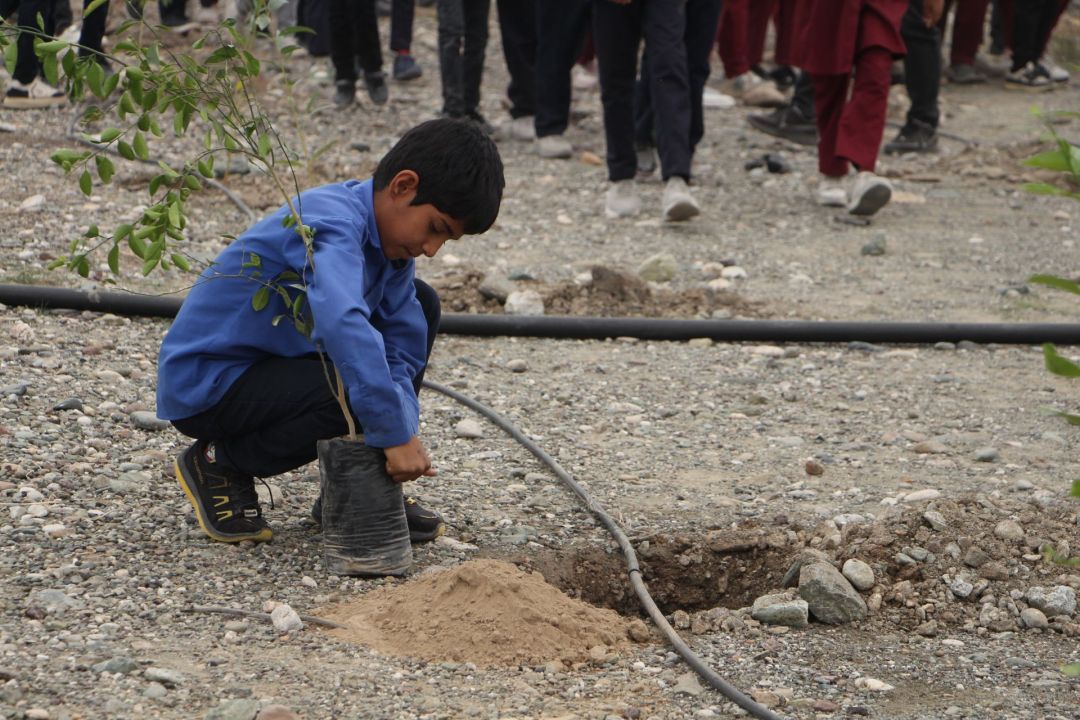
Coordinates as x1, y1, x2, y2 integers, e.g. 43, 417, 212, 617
2, 7, 1080, 720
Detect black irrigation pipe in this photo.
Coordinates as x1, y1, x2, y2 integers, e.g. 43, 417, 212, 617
422, 380, 786, 720
2, 284, 1078, 345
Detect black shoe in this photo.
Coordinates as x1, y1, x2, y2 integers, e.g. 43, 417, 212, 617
175, 441, 272, 543
884, 119, 938, 154
364, 71, 389, 105
747, 105, 817, 147
311, 495, 445, 543
333, 80, 355, 108
393, 53, 423, 81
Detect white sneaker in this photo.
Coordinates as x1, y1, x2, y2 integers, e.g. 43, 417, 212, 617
974, 52, 1011, 78
572, 64, 598, 91
605, 180, 641, 219
662, 177, 700, 222
815, 176, 848, 207
847, 171, 893, 216
725, 72, 786, 107
509, 116, 536, 141
702, 86, 736, 109
536, 134, 573, 159
3, 78, 67, 109
1039, 56, 1070, 83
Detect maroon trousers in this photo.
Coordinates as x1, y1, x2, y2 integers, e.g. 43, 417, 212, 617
943, 0, 991, 66
717, 0, 802, 77
811, 46, 893, 177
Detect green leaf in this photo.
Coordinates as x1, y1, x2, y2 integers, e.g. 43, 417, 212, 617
167, 201, 180, 228
171, 253, 190, 272
205, 46, 239, 65
141, 255, 159, 276
271, 314, 286, 327
243, 252, 262, 269
128, 233, 147, 259
84, 225, 99, 238
257, 132, 272, 159
1029, 274, 1080, 296
78, 169, 92, 196
117, 141, 136, 161
4, 42, 17, 76
74, 255, 90, 278
1072, 478, 1080, 499
95, 154, 115, 183
83, 0, 107, 16
1022, 182, 1066, 197
1024, 150, 1070, 172
243, 51, 260, 77
113, 223, 133, 242
103, 70, 120, 96
35, 40, 69, 54
87, 58, 104, 97
42, 51, 59, 87
1043, 344, 1080, 378
1062, 662, 1080, 677
107, 244, 120, 274
47, 258, 67, 271
1048, 410, 1080, 426
99, 127, 122, 143
251, 286, 271, 312
133, 131, 149, 161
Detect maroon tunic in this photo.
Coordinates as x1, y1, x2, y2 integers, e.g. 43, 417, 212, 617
794, 0, 907, 75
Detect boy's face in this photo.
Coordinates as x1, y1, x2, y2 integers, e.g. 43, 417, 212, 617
375, 170, 466, 262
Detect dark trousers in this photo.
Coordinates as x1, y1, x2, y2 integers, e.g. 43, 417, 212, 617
159, 0, 188, 25
437, 0, 490, 116
1010, 0, 1059, 68
329, 0, 383, 82
902, 0, 941, 128
791, 70, 814, 118
634, 0, 722, 158
495, 0, 536, 118
535, 0, 591, 137
12, 0, 107, 84
593, 0, 691, 182
173, 281, 441, 478
390, 0, 415, 51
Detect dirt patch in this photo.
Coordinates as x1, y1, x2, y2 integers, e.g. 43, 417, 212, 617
430, 265, 771, 319
320, 559, 640, 667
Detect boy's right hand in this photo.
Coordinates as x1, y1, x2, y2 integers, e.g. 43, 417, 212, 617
384, 436, 437, 483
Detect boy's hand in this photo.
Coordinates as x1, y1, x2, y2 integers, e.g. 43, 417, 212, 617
384, 437, 437, 483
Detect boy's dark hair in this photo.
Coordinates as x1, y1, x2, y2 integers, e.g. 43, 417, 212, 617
373, 118, 505, 234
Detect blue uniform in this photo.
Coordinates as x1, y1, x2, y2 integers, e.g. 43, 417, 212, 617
157, 180, 427, 448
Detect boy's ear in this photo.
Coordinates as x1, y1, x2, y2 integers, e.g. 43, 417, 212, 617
388, 170, 420, 199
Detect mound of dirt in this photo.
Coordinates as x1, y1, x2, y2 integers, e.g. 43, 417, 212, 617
321, 559, 639, 667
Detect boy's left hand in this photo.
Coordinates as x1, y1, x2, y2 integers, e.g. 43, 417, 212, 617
384, 436, 438, 483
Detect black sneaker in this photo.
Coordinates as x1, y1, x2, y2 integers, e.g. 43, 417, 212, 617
311, 495, 445, 543
363, 71, 389, 105
174, 441, 272, 543
1005, 62, 1053, 91
747, 104, 817, 147
884, 118, 938, 154
393, 53, 423, 81
333, 80, 355, 108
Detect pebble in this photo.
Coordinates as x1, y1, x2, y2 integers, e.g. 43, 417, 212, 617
300, 576, 318, 589
993, 519, 1025, 542
454, 419, 485, 439
256, 706, 300, 720
504, 290, 545, 315
922, 511, 949, 531
963, 546, 991, 568
144, 667, 185, 686
861, 237, 886, 256
205, 699, 261, 720
903, 489, 941, 503
92, 657, 140, 674
854, 677, 894, 692
637, 253, 678, 283
19, 194, 45, 212
1024, 586, 1076, 617
477, 274, 515, 302
812, 699, 840, 713
912, 440, 948, 454
720, 265, 747, 280
915, 620, 938, 637
833, 513, 866, 528
42, 524, 70, 539
751, 593, 809, 628
506, 359, 528, 373
841, 559, 875, 591
804, 459, 825, 476
1020, 607, 1049, 629
130, 411, 171, 431
52, 398, 84, 411
24, 710, 49, 720
143, 682, 168, 699
434, 536, 478, 552
270, 604, 303, 633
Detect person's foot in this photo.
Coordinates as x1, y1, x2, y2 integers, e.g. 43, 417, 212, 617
725, 72, 786, 107
333, 79, 355, 108
536, 134, 573, 159
974, 51, 1010, 78
662, 176, 700, 222
946, 63, 987, 84
883, 118, 938, 155
847, 171, 892, 216
392, 53, 423, 81
1005, 62, 1053, 91
636, 144, 657, 177
501, 115, 536, 141
815, 176, 848, 207
571, 63, 598, 91
3, 78, 67, 109
1038, 56, 1070, 84
702, 86, 736, 109
175, 441, 272, 543
364, 71, 389, 105
311, 494, 445, 543
747, 104, 817, 146
605, 180, 641, 219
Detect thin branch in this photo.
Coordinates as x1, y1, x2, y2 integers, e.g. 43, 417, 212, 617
189, 604, 346, 629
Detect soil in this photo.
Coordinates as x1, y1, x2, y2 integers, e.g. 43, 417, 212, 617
1, 5, 1079, 720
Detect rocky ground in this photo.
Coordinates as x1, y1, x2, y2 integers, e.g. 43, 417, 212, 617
2, 6, 1080, 720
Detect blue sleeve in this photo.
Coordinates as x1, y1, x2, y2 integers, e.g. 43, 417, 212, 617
303, 218, 420, 447
372, 264, 427, 430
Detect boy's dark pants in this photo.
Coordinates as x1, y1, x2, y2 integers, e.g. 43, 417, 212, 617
436, 0, 490, 116
172, 280, 440, 478
329, 0, 383, 82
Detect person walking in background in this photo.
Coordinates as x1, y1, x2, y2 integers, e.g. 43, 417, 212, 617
593, 0, 699, 222
494, 0, 538, 141
437, 0, 492, 131
886, 0, 944, 154
1001, 0, 1071, 89
795, 0, 910, 217
389, 0, 424, 80
328, 0, 389, 107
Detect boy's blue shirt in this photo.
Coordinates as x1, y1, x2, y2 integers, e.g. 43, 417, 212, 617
156, 179, 426, 448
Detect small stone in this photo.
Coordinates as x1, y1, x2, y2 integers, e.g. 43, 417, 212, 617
300, 576, 318, 589
782, 548, 831, 588
1020, 607, 1049, 629
24, 710, 49, 720
52, 397, 84, 411
26, 504, 49, 518
915, 620, 938, 637
144, 667, 185, 686
270, 604, 303, 633
903, 489, 941, 503
922, 511, 948, 531
861, 236, 886, 256
673, 673, 704, 696
256, 706, 300, 720
42, 523, 70, 539
854, 677, 894, 692
579, 150, 603, 166
477, 274, 515, 302
720, 265, 747, 280
627, 619, 652, 643
93, 657, 140, 674
833, 513, 866, 528
842, 559, 875, 592
504, 290, 545, 315
799, 562, 868, 624
1025, 586, 1076, 617
588, 645, 608, 663
979, 562, 1009, 581
962, 546, 991, 568
804, 459, 825, 476
205, 699, 261, 720
454, 418, 484, 439
912, 441, 948, 454
973, 447, 999, 462
506, 359, 528, 373
19, 194, 45, 212
130, 411, 171, 431
143, 682, 168, 699
637, 253, 678, 283
994, 519, 1025, 542
812, 699, 840, 713
751, 593, 809, 628
750, 690, 781, 708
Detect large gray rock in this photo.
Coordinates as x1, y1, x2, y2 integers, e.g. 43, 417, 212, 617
781, 548, 831, 588
798, 562, 868, 624
751, 593, 809, 628
1025, 586, 1076, 617
841, 559, 875, 592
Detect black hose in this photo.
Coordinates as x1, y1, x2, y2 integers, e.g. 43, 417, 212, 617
422, 379, 787, 720
2, 284, 1078, 345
